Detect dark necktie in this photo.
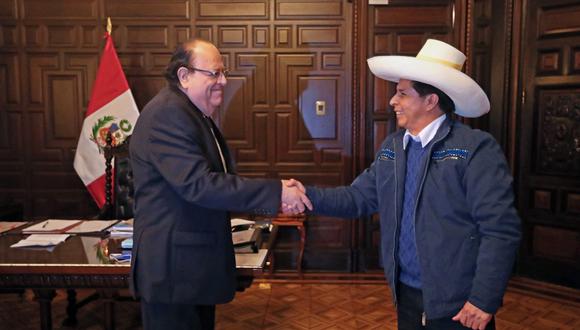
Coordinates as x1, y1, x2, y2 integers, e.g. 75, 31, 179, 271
204, 116, 228, 173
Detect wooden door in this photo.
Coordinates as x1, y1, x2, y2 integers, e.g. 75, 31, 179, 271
518, 0, 580, 288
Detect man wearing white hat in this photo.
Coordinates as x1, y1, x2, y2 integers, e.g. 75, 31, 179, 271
293, 39, 521, 329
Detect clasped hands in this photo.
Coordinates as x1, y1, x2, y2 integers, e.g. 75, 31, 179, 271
280, 179, 312, 215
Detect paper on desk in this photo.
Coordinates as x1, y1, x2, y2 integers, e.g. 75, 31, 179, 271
65, 220, 119, 234
231, 218, 255, 228
235, 249, 268, 268
22, 219, 82, 233
0, 221, 29, 234
10, 234, 70, 248
232, 228, 256, 245
108, 219, 134, 237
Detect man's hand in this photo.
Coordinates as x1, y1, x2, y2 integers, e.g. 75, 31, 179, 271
451, 301, 492, 330
280, 179, 312, 214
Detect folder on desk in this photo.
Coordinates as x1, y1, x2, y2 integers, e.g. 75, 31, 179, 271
108, 219, 134, 237
65, 220, 119, 234
0, 221, 29, 235
22, 219, 83, 234
232, 228, 257, 246
10, 234, 70, 248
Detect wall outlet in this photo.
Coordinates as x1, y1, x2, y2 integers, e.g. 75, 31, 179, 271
368, 0, 389, 5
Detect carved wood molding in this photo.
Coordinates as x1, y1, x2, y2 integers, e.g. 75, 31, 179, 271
0, 273, 129, 288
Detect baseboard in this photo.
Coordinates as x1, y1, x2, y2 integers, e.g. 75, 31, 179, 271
256, 271, 387, 284
508, 276, 580, 306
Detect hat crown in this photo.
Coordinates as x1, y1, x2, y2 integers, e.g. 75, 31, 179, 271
416, 39, 466, 71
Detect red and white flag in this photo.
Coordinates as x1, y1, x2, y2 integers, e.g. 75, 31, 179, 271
74, 31, 139, 208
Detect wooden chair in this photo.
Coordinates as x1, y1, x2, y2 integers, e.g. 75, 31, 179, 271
100, 134, 133, 221
268, 213, 307, 276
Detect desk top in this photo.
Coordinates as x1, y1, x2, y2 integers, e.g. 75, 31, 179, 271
0, 227, 272, 274
0, 234, 131, 274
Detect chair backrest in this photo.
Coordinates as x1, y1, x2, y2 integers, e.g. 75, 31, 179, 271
100, 136, 134, 220
113, 140, 134, 219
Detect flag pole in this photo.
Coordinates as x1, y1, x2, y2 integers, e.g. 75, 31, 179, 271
106, 17, 112, 35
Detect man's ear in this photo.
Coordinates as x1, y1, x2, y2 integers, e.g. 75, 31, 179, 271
176, 66, 190, 88
425, 93, 439, 112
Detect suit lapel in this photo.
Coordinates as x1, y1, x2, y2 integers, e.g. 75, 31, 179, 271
170, 86, 232, 174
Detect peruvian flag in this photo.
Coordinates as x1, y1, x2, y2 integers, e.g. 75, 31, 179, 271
73, 31, 139, 208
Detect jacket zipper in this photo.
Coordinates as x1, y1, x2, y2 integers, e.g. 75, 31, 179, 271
410, 125, 451, 322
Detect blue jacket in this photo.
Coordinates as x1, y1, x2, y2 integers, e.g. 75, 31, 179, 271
307, 118, 521, 319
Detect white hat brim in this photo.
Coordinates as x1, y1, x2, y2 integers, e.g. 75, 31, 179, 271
367, 56, 490, 118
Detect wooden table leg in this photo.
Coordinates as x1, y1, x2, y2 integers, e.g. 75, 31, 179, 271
99, 289, 117, 330
33, 289, 56, 330
297, 224, 305, 276
267, 225, 279, 275
62, 289, 78, 326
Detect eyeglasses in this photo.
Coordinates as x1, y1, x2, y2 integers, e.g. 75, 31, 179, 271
184, 66, 229, 79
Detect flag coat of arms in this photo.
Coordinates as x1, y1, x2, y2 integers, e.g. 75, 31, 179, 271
74, 31, 139, 208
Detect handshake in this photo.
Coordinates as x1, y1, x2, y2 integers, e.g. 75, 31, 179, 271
280, 179, 313, 215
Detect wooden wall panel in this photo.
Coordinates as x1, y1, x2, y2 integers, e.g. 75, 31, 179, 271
197, 1, 269, 19
374, 5, 450, 27
276, 1, 343, 19
0, 1, 16, 19
535, 88, 580, 176
532, 226, 579, 263
27, 54, 59, 106
298, 25, 341, 47
517, 0, 580, 288
275, 26, 292, 47
48, 75, 82, 139
0, 53, 20, 105
126, 26, 169, 48
298, 77, 337, 140
106, 0, 191, 19
0, 113, 22, 162
1, 25, 19, 47
538, 3, 580, 37
22, 0, 98, 19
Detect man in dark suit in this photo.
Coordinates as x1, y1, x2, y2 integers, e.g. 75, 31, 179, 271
129, 38, 311, 330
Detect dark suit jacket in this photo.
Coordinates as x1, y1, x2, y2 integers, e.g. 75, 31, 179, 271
129, 86, 280, 304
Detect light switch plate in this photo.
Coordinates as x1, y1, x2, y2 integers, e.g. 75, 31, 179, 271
369, 0, 389, 5
315, 101, 326, 116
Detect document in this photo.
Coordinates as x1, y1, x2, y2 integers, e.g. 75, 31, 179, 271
10, 234, 70, 248
231, 218, 255, 228
108, 219, 134, 237
235, 249, 268, 268
65, 220, 119, 234
22, 219, 82, 234
0, 221, 29, 234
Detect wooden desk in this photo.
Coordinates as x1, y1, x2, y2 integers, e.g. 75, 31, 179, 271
0, 227, 274, 330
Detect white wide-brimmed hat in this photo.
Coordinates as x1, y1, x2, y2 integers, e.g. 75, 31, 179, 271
367, 39, 490, 118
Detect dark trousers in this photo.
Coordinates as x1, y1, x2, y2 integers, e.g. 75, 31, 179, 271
141, 300, 215, 330
397, 282, 495, 330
